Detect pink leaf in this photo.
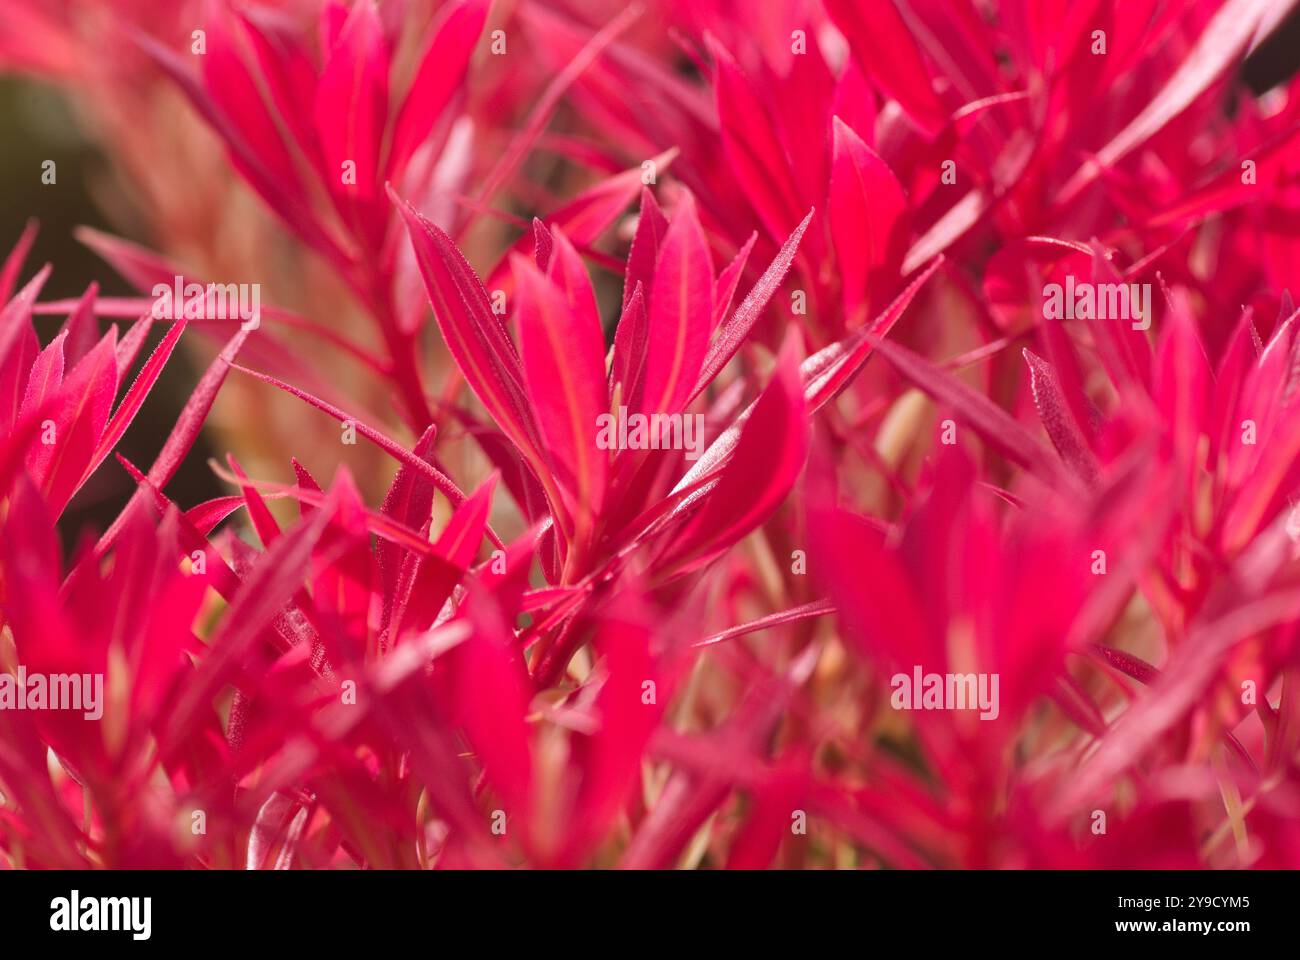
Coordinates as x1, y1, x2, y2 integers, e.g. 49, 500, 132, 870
622, 187, 669, 314
660, 332, 808, 573
708, 36, 805, 241
514, 246, 608, 532
90, 320, 187, 481
801, 255, 943, 412
829, 117, 909, 327
1023, 348, 1100, 486
611, 282, 649, 410
202, 4, 297, 192
869, 333, 1075, 489
691, 209, 813, 403
1056, 0, 1277, 207
97, 326, 252, 555
18, 330, 65, 420
232, 363, 471, 511
824, 0, 948, 137
313, 0, 388, 210
711, 232, 756, 331
695, 598, 835, 648
59, 282, 100, 367
642, 193, 714, 416
388, 0, 488, 176
0, 219, 37, 305
0, 265, 49, 434
26, 327, 118, 516
394, 192, 547, 470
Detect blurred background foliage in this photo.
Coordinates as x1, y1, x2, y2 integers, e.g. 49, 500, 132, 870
0, 75, 222, 549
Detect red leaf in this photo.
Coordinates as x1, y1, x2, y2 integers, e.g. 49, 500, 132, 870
829, 117, 909, 327
377, 424, 440, 611
708, 36, 805, 241
18, 330, 65, 420
162, 497, 337, 762
1095, 645, 1160, 685
97, 326, 252, 555
293, 457, 323, 519
227, 453, 283, 549
446, 598, 534, 821
133, 30, 342, 263
570, 609, 661, 858
695, 598, 835, 649
1056, 588, 1300, 814
236, 7, 320, 160
486, 151, 679, 293
27, 327, 118, 515
202, 4, 297, 192
623, 187, 669, 314
90, 319, 187, 480
514, 246, 608, 533
59, 282, 100, 367
113, 314, 154, 382
183, 495, 250, 536
642, 193, 714, 416
691, 209, 813, 403
313, 0, 387, 209
1023, 348, 1100, 486
531, 217, 554, 271
248, 793, 310, 871
469, 7, 641, 222
810, 507, 931, 668
1152, 297, 1211, 496
725, 760, 807, 869
388, 0, 488, 175
0, 219, 37, 305
0, 265, 49, 434
824, 0, 948, 137
435, 473, 497, 570
396, 473, 497, 637
1056, 0, 1276, 207
232, 363, 472, 511
544, 228, 603, 347
312, 471, 375, 659
611, 283, 649, 411
659, 332, 808, 573
869, 333, 1076, 489
711, 232, 756, 331
394, 192, 547, 471
801, 255, 943, 412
